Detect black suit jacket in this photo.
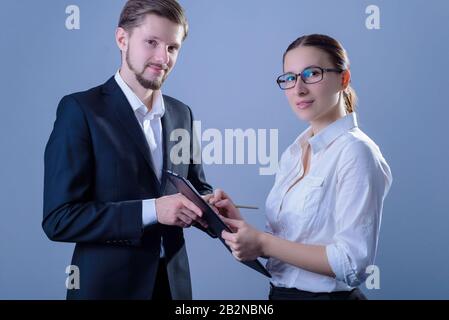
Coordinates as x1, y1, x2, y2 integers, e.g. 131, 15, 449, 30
43, 76, 213, 299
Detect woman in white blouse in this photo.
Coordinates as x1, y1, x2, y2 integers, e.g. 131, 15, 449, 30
209, 34, 392, 300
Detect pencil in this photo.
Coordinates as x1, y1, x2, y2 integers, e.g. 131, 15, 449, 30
235, 204, 259, 210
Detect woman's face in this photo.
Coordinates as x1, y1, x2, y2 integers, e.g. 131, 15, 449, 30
283, 46, 345, 125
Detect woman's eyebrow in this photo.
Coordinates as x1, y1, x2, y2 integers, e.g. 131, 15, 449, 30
283, 64, 320, 73
302, 64, 320, 70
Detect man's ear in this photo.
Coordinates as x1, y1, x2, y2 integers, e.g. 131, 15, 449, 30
341, 69, 351, 90
115, 27, 129, 52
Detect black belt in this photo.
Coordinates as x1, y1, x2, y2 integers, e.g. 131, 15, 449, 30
269, 283, 367, 300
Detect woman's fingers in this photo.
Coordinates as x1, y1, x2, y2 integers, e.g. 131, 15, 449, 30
221, 230, 237, 242
209, 189, 231, 205
214, 188, 228, 200
202, 194, 213, 202
220, 216, 242, 228
225, 240, 237, 251
214, 199, 231, 208
232, 251, 242, 261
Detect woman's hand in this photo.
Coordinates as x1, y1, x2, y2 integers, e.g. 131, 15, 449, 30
220, 216, 264, 261
207, 189, 243, 220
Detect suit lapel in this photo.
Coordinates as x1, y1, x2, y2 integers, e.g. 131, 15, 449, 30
160, 102, 177, 193
102, 77, 161, 189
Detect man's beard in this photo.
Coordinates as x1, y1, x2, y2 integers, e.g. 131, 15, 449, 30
126, 49, 168, 90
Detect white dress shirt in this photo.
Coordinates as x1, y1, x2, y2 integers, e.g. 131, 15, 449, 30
265, 112, 392, 292
114, 71, 165, 227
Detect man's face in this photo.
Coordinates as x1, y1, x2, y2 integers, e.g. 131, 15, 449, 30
120, 14, 184, 90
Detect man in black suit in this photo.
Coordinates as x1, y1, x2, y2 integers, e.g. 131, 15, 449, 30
43, 0, 214, 299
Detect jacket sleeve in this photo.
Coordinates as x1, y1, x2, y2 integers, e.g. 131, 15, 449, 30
42, 95, 146, 245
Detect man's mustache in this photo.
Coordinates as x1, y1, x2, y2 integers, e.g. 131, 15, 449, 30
145, 63, 168, 71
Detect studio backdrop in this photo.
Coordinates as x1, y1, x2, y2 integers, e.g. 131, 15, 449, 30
1, 0, 448, 299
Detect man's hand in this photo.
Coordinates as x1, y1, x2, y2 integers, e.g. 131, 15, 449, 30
207, 189, 243, 220
156, 193, 208, 228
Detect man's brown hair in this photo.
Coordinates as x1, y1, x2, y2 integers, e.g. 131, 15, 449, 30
118, 0, 188, 40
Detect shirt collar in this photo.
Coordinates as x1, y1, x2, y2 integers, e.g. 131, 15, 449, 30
114, 70, 165, 119
296, 112, 358, 155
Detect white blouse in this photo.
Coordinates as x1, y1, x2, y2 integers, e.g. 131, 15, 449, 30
265, 112, 392, 292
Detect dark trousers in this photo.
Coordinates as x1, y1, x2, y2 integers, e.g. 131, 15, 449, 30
152, 259, 172, 300
269, 283, 367, 300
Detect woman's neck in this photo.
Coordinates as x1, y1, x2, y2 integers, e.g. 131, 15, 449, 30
310, 100, 347, 135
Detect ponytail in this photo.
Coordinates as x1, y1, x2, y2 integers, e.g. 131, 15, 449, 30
343, 85, 357, 114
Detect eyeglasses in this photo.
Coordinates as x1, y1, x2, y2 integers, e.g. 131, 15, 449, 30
276, 66, 343, 90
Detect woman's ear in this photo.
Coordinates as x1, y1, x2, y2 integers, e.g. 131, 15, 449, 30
341, 69, 351, 90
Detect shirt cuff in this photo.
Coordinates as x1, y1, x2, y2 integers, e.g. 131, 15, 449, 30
326, 243, 359, 287
142, 199, 158, 227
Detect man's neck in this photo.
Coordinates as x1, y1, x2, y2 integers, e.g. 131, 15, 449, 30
119, 68, 154, 112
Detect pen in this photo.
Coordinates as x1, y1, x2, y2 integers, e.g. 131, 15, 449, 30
234, 204, 259, 210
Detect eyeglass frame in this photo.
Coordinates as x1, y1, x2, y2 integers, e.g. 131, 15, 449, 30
276, 66, 344, 90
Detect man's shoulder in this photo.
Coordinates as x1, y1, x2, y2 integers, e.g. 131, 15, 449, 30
64, 82, 106, 105
58, 78, 115, 114
162, 94, 191, 112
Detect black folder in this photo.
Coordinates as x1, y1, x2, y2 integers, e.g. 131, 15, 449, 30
166, 170, 271, 278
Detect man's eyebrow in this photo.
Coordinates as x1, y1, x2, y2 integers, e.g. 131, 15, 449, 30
169, 42, 181, 49
147, 35, 181, 48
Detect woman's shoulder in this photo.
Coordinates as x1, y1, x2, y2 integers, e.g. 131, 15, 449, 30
337, 128, 393, 190
338, 128, 387, 166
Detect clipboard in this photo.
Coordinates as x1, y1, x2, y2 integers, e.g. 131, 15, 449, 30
165, 170, 271, 278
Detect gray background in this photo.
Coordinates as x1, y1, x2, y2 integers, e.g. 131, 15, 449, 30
1, 0, 448, 299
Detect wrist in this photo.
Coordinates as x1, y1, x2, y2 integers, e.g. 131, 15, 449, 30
154, 198, 161, 223
258, 231, 270, 258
